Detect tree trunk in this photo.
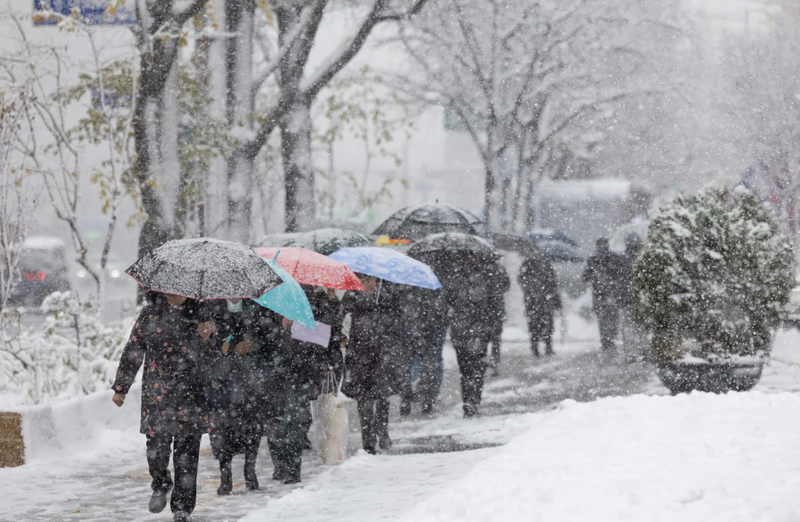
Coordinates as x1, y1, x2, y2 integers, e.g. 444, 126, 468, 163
226, 0, 255, 242
281, 96, 316, 232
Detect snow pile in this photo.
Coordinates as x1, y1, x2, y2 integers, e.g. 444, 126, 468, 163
398, 391, 800, 522
16, 384, 142, 461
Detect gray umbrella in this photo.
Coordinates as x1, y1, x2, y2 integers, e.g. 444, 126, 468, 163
372, 203, 484, 240
126, 238, 281, 300
408, 232, 499, 258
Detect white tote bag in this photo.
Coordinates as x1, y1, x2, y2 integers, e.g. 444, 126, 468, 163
316, 370, 349, 465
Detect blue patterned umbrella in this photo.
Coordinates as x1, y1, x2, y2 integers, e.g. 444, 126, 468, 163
329, 247, 441, 290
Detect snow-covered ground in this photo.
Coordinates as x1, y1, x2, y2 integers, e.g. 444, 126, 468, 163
2, 326, 799, 522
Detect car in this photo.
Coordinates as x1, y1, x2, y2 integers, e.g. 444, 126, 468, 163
9, 237, 71, 307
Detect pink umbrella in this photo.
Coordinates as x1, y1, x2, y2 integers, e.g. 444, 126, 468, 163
254, 247, 365, 291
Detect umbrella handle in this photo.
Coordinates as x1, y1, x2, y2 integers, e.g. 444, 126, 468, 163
375, 279, 383, 304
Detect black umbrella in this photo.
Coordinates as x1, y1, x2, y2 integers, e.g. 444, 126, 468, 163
126, 238, 281, 300
372, 203, 484, 240
408, 232, 499, 259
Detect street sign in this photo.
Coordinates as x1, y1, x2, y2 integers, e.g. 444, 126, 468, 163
33, 0, 136, 26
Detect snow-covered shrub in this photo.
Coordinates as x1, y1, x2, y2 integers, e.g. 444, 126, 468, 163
0, 292, 133, 405
633, 187, 795, 361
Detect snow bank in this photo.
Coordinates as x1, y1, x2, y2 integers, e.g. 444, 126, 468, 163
398, 391, 800, 522
11, 384, 142, 461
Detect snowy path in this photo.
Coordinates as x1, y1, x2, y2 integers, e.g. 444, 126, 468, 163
3, 329, 800, 522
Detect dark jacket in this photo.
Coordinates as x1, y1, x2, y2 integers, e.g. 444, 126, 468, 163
444, 263, 499, 340
519, 256, 562, 316
112, 299, 206, 436
582, 250, 626, 306
342, 286, 405, 400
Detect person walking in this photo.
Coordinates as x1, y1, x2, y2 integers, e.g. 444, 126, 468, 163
486, 263, 510, 374
200, 298, 267, 495
518, 253, 562, 357
400, 286, 448, 416
618, 234, 647, 361
111, 292, 207, 522
445, 255, 503, 417
582, 238, 626, 351
342, 275, 404, 453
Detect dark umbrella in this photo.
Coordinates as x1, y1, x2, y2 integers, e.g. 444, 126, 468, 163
408, 232, 499, 259
126, 238, 281, 300
372, 203, 484, 241
284, 228, 371, 255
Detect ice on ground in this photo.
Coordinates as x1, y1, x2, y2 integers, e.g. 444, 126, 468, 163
397, 391, 800, 522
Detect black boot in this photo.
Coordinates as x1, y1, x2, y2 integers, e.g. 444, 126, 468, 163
244, 452, 259, 491
148, 488, 169, 514
379, 433, 392, 451
218, 458, 233, 496
399, 396, 412, 418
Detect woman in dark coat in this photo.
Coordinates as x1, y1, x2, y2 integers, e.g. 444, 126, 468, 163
200, 298, 270, 495
342, 276, 405, 453
111, 292, 206, 522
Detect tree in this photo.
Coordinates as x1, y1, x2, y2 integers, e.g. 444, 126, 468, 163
633, 187, 794, 361
236, 0, 429, 233
131, 0, 208, 255
396, 0, 684, 231
0, 85, 38, 317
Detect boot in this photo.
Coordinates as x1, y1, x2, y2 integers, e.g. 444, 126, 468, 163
173, 511, 192, 522
379, 433, 392, 451
399, 397, 412, 418
421, 403, 435, 417
217, 458, 233, 496
463, 400, 479, 418
244, 452, 259, 491
148, 488, 169, 514
284, 460, 301, 484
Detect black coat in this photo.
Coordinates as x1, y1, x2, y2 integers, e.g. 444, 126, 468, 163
341, 287, 405, 400
444, 262, 501, 340
112, 299, 206, 436
582, 250, 626, 306
519, 256, 562, 317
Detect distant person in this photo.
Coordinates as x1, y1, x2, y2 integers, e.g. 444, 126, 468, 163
618, 234, 646, 361
582, 238, 625, 351
111, 292, 206, 522
518, 254, 562, 357
486, 263, 510, 375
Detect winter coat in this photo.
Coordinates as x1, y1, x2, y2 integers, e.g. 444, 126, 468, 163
444, 263, 500, 341
485, 263, 510, 337
519, 256, 562, 317
198, 300, 275, 457
341, 286, 406, 400
582, 250, 626, 307
402, 286, 448, 348
112, 299, 206, 436
306, 288, 347, 381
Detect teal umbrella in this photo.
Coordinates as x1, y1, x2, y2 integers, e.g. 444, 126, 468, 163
253, 256, 316, 329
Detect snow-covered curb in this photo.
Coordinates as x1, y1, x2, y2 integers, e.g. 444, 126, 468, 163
9, 384, 142, 462
397, 391, 800, 522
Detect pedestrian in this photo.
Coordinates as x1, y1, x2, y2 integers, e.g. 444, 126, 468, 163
265, 310, 319, 484
518, 253, 562, 357
400, 286, 448, 416
111, 292, 207, 522
200, 298, 267, 495
342, 275, 404, 453
445, 254, 503, 417
486, 262, 510, 374
582, 238, 626, 351
618, 234, 647, 361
